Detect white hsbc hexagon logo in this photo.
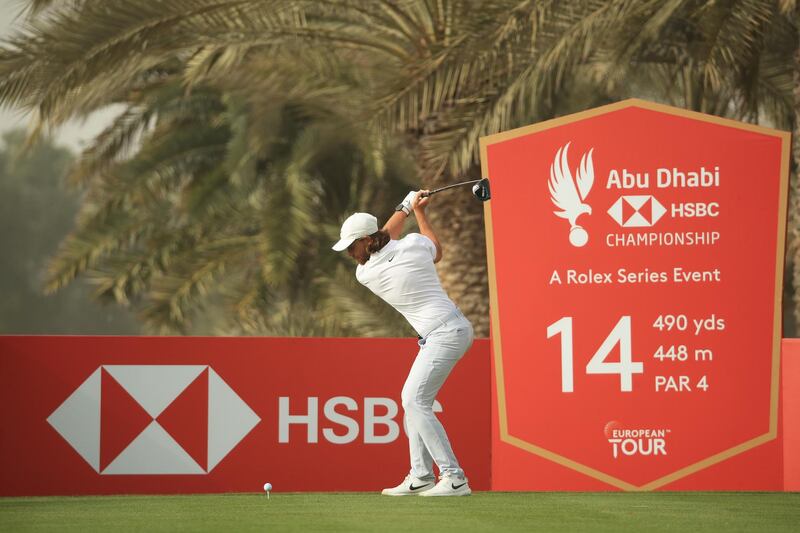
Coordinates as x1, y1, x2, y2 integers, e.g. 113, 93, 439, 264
607, 195, 667, 227
46, 366, 260, 475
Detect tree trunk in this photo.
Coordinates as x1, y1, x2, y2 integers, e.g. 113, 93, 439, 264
423, 164, 490, 337
792, 43, 800, 333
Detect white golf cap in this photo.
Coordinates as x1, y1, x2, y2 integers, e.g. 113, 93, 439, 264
332, 212, 379, 251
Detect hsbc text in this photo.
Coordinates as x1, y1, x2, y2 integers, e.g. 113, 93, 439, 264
278, 396, 442, 444
671, 202, 720, 218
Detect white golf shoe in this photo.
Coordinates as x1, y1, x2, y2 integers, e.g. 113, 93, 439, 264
381, 475, 436, 496
419, 474, 471, 497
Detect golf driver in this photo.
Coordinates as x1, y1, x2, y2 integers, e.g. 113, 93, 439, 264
420, 178, 491, 202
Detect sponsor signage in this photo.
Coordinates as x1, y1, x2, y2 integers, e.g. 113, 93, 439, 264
0, 336, 490, 495
481, 99, 790, 490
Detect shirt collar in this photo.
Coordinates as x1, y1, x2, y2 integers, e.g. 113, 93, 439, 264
372, 239, 398, 257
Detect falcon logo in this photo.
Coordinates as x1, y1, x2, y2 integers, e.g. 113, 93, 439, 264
548, 142, 595, 247
607, 195, 667, 227
46, 365, 260, 475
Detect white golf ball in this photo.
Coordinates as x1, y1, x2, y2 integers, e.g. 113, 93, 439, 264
263, 482, 272, 491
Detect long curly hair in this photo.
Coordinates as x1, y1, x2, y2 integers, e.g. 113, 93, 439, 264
366, 229, 390, 254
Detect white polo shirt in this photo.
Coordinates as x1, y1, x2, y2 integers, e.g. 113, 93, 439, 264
356, 233, 456, 337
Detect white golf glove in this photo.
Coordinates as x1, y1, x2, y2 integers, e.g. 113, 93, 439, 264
397, 190, 419, 215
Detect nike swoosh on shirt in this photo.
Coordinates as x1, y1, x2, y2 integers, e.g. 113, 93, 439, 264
388, 255, 396, 262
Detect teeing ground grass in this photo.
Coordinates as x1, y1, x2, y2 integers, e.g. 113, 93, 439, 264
2, 492, 799, 532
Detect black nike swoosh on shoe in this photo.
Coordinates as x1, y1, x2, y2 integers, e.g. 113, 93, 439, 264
451, 483, 467, 490
409, 483, 430, 491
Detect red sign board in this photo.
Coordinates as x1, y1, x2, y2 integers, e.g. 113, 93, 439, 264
0, 336, 489, 496
784, 340, 800, 491
481, 99, 790, 490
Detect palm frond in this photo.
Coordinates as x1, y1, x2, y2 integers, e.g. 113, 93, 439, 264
139, 237, 251, 331
44, 209, 165, 293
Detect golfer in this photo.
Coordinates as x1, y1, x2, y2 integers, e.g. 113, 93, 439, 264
332, 190, 474, 497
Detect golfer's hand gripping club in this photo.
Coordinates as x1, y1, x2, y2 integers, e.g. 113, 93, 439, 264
397, 190, 418, 215
414, 190, 431, 210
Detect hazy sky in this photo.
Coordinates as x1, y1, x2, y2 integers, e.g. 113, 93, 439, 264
0, 0, 121, 153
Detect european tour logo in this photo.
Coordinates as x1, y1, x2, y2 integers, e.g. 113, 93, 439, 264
604, 420, 669, 459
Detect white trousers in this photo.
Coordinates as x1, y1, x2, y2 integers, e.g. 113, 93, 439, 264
401, 311, 474, 479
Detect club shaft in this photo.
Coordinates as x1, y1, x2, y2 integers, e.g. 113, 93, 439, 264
423, 179, 483, 197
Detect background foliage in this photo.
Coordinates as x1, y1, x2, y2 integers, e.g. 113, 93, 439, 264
0, 0, 796, 336
0, 129, 139, 333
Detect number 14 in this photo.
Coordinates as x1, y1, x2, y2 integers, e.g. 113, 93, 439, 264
547, 316, 643, 392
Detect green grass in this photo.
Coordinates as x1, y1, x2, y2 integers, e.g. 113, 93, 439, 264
1, 492, 799, 532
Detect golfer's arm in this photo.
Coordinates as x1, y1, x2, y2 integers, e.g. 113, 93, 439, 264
414, 208, 443, 263
382, 211, 408, 240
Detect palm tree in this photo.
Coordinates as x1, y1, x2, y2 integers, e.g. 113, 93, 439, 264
296, 0, 798, 332
593, 0, 798, 326
0, 0, 521, 336
0, 0, 796, 335
44, 70, 418, 334
0, 2, 419, 335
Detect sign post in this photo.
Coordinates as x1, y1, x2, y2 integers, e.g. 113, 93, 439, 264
481, 99, 790, 490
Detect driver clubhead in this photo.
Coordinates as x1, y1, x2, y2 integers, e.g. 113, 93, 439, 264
472, 178, 491, 202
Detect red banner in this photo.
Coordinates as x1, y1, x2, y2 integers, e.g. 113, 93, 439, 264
481, 99, 790, 490
0, 336, 490, 496
784, 339, 800, 491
